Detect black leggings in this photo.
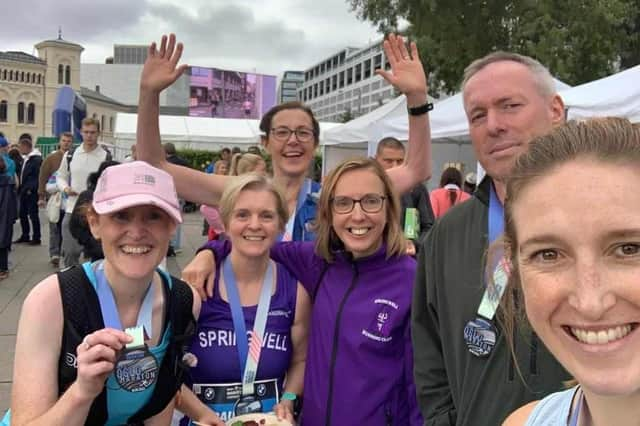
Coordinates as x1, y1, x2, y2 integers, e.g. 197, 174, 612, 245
0, 247, 8, 271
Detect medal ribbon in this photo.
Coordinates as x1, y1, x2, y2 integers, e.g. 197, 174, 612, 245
87, 261, 155, 341
281, 178, 312, 241
223, 257, 274, 396
476, 184, 509, 321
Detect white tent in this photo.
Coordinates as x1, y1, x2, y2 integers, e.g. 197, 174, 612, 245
113, 112, 341, 153
562, 64, 640, 123
320, 78, 571, 177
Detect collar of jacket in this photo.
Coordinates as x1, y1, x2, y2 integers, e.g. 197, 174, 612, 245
476, 174, 493, 206
332, 243, 390, 267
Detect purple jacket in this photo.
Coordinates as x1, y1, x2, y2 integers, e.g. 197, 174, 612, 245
204, 240, 422, 426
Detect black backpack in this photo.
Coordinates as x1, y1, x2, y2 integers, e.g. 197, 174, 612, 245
56, 266, 195, 425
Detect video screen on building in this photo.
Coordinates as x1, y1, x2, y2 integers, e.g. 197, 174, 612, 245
188, 66, 277, 119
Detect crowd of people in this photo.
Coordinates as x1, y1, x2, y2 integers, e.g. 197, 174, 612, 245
3, 31, 639, 426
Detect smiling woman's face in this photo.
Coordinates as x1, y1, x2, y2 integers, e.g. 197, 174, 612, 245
262, 108, 316, 179
514, 158, 640, 396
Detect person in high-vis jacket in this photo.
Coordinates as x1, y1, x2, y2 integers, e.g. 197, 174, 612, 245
412, 52, 572, 426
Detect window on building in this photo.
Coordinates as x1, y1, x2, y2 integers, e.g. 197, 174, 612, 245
26, 73, 30, 83
374, 54, 382, 71
325, 78, 330, 94
320, 63, 325, 74
347, 68, 353, 85
20, 71, 24, 82
319, 82, 324, 96
65, 65, 71, 85
332, 75, 338, 91
27, 103, 35, 124
110, 116, 114, 132
313, 84, 318, 98
37, 74, 41, 84
17, 102, 25, 123
0, 100, 7, 122
2, 70, 6, 80
364, 59, 372, 79
58, 64, 64, 84
355, 64, 362, 82
101, 115, 106, 133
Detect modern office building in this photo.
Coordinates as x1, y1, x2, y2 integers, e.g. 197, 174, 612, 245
113, 44, 148, 64
298, 39, 397, 122
277, 70, 304, 103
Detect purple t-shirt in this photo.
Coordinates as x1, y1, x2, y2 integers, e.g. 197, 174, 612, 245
187, 255, 298, 398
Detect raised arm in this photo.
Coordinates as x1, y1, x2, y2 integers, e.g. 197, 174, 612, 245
377, 34, 432, 195
137, 34, 230, 205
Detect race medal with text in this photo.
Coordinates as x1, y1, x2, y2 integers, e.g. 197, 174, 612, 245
463, 317, 497, 357
115, 326, 159, 392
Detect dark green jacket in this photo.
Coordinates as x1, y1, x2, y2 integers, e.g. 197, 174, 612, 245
412, 176, 570, 426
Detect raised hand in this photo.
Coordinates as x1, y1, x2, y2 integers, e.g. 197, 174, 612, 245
140, 34, 189, 94
376, 34, 427, 105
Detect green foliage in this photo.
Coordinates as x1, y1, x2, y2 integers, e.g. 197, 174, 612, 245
175, 149, 219, 170
339, 108, 355, 123
349, 0, 640, 94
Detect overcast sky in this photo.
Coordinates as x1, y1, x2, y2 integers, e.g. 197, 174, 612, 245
2, 0, 382, 77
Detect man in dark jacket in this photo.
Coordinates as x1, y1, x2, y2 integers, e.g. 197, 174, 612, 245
374, 137, 434, 256
15, 134, 42, 245
412, 52, 571, 426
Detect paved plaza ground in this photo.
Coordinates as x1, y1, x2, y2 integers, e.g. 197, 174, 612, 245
0, 211, 207, 412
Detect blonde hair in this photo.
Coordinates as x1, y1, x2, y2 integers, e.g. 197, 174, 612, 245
230, 153, 265, 176
219, 174, 289, 230
315, 158, 406, 262
498, 117, 640, 376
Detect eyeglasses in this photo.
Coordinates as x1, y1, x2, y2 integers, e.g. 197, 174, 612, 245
270, 127, 315, 143
330, 194, 386, 214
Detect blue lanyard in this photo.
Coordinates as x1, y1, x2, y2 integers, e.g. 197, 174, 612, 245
476, 184, 507, 321
488, 183, 504, 245
223, 257, 274, 392
568, 388, 583, 426
281, 178, 312, 241
92, 261, 155, 339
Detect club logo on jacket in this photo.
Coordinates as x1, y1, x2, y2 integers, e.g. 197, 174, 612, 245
362, 298, 398, 343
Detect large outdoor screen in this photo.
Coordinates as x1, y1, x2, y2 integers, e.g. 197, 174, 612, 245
188, 66, 277, 119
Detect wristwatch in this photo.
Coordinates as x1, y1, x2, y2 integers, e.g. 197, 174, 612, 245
407, 101, 434, 116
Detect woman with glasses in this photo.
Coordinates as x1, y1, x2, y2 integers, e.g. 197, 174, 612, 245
136, 33, 432, 299
203, 157, 423, 425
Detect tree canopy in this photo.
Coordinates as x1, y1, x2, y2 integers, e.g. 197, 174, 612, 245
349, 0, 640, 95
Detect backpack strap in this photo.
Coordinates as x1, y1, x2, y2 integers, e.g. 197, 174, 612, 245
128, 275, 195, 424
56, 265, 109, 425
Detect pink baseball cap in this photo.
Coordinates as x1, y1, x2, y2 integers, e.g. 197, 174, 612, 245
92, 161, 182, 223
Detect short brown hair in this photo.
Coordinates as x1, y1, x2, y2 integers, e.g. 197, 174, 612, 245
315, 157, 406, 262
462, 51, 556, 100
60, 131, 73, 140
259, 102, 320, 146
498, 117, 640, 373
376, 137, 405, 156
219, 174, 289, 232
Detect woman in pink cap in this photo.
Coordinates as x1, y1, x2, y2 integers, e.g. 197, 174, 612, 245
9, 161, 202, 425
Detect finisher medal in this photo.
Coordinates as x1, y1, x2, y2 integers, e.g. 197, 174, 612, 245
115, 326, 159, 392
463, 317, 497, 357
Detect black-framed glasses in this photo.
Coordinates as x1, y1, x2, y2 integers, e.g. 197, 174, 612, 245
270, 127, 315, 142
330, 194, 386, 214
